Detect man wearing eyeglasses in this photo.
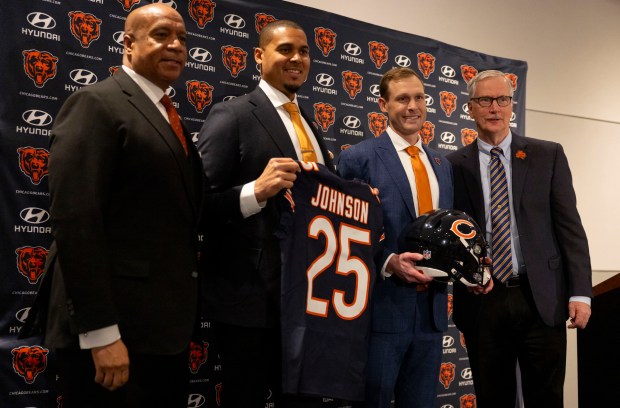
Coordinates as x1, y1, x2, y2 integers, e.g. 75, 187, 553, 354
447, 70, 592, 408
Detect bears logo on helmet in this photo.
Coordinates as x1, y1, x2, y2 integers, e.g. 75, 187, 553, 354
398, 209, 491, 287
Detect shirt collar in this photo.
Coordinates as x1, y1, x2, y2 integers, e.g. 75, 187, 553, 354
477, 131, 512, 158
386, 127, 425, 155
258, 79, 298, 107
122, 65, 165, 105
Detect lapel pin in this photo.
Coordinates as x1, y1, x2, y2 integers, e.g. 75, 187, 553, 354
515, 150, 526, 160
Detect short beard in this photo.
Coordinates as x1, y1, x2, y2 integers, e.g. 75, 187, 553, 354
284, 83, 302, 95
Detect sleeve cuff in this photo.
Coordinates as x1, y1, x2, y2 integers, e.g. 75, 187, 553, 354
381, 253, 395, 279
79, 325, 121, 349
240, 181, 265, 218
569, 296, 591, 306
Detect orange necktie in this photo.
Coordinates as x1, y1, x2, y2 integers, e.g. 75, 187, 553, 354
283, 102, 318, 162
405, 145, 433, 215
160, 95, 188, 155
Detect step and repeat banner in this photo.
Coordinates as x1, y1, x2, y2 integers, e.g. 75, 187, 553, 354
0, 0, 527, 407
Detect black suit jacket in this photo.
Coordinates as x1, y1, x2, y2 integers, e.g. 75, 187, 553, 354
197, 87, 334, 328
25, 70, 204, 355
447, 134, 592, 332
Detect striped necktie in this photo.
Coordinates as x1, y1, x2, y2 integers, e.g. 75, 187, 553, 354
405, 145, 433, 215
283, 102, 318, 162
490, 147, 513, 282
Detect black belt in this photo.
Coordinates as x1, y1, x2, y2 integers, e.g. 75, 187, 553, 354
503, 274, 526, 288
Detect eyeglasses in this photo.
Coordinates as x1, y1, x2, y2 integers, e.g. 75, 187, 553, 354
470, 96, 512, 107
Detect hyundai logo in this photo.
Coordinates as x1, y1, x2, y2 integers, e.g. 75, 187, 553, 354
343, 116, 361, 129
189, 47, 212, 63
153, 0, 177, 9
442, 335, 455, 348
223, 95, 237, 101
22, 110, 53, 127
441, 65, 456, 78
441, 132, 456, 144
343, 42, 362, 56
187, 393, 206, 408
27, 12, 56, 30
461, 368, 473, 380
224, 14, 246, 29
462, 103, 470, 114
70, 69, 98, 86
425, 94, 434, 106
315, 73, 334, 87
15, 307, 31, 324
369, 84, 381, 97
511, 112, 516, 121
394, 55, 411, 67
440, 405, 455, 408
165, 87, 176, 98
20, 207, 50, 224
113, 31, 125, 45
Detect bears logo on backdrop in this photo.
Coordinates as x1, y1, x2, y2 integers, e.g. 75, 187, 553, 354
313, 102, 336, 132
447, 293, 453, 319
417, 52, 436, 79
221, 45, 247, 78
188, 0, 216, 29
17, 147, 49, 185
186, 80, 214, 113
460, 65, 478, 83
117, 0, 141, 12
255, 13, 276, 33
367, 112, 387, 137
314, 27, 337, 57
342, 70, 363, 99
109, 65, 120, 76
368, 41, 388, 69
215, 383, 223, 406
461, 128, 477, 146
460, 394, 477, 408
22, 50, 58, 88
15, 246, 48, 285
420, 121, 435, 145
68, 11, 102, 48
460, 332, 467, 350
439, 91, 457, 117
11, 346, 49, 384
188, 340, 208, 374
439, 362, 456, 389
504, 73, 518, 91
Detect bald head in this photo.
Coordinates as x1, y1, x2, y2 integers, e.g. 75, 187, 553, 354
123, 4, 187, 90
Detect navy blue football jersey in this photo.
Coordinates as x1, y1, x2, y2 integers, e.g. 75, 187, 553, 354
278, 161, 384, 401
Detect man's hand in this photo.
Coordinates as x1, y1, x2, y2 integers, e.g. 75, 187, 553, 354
467, 277, 494, 295
567, 301, 591, 329
254, 158, 300, 203
91, 339, 130, 391
387, 252, 434, 284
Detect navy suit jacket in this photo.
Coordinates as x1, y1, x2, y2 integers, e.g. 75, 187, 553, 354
447, 134, 592, 332
338, 132, 453, 332
197, 87, 334, 328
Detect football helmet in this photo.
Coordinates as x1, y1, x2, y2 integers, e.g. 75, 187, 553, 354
398, 209, 491, 287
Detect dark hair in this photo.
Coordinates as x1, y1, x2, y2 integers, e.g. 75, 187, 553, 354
258, 20, 304, 48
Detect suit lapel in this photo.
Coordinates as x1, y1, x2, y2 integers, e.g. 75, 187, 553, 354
461, 143, 486, 226
114, 70, 198, 214
375, 133, 416, 219
511, 134, 529, 218
249, 88, 298, 159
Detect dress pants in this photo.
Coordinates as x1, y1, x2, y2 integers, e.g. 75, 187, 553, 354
55, 344, 189, 408
463, 276, 566, 408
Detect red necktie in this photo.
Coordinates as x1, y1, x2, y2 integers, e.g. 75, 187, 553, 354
160, 95, 188, 155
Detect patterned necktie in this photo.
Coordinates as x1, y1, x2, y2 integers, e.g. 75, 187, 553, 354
405, 145, 433, 215
160, 95, 188, 155
283, 102, 318, 162
490, 147, 513, 282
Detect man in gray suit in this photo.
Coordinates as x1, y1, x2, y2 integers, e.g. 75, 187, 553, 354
27, 4, 203, 407
447, 70, 592, 408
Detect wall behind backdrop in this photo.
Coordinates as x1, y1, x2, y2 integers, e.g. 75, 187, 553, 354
0, 0, 526, 407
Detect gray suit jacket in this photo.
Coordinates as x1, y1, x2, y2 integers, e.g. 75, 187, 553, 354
447, 134, 592, 331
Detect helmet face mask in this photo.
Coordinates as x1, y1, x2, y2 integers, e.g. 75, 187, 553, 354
398, 209, 491, 287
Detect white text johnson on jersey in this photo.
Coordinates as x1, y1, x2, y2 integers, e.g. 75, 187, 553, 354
310, 183, 370, 225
